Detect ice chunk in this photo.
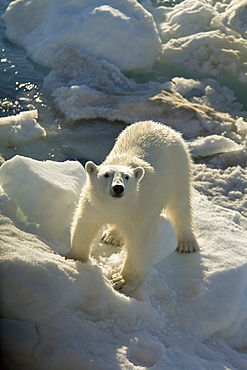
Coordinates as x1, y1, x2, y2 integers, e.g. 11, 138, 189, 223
221, 0, 247, 39
145, 0, 247, 83
236, 117, 247, 134
0, 110, 46, 146
157, 0, 217, 43
3, 0, 162, 71
161, 30, 247, 83
0, 155, 86, 243
170, 77, 244, 116
189, 134, 243, 157
44, 47, 161, 94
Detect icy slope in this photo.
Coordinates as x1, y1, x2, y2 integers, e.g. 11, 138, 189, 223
0, 156, 247, 369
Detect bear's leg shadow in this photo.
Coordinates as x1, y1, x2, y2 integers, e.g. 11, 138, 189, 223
112, 223, 157, 293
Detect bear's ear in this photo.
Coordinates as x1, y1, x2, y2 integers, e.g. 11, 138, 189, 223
85, 161, 98, 175
134, 166, 145, 182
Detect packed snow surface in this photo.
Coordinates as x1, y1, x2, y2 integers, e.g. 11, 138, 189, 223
0, 156, 247, 369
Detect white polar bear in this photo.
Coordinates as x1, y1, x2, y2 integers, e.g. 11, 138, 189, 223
67, 120, 198, 293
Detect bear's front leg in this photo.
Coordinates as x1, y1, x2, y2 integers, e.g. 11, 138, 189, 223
66, 203, 100, 263
112, 224, 156, 293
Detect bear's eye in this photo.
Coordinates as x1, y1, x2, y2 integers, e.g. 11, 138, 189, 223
104, 173, 110, 178
125, 175, 129, 180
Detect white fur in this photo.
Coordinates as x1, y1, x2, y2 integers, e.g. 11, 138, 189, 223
67, 121, 198, 292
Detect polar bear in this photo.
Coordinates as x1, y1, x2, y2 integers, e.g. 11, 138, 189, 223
67, 120, 198, 293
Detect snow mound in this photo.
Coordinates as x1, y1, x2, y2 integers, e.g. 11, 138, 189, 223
3, 0, 162, 71
220, 0, 247, 39
0, 155, 86, 243
161, 30, 247, 83
0, 156, 246, 369
236, 117, 247, 135
147, 0, 247, 83
0, 110, 46, 146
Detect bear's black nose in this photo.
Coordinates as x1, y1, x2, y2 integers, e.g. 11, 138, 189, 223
112, 185, 124, 197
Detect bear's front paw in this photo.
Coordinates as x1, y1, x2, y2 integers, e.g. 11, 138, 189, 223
112, 272, 140, 293
65, 251, 89, 263
176, 240, 199, 253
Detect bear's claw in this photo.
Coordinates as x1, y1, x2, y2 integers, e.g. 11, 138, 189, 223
176, 240, 199, 253
112, 274, 126, 291
112, 273, 125, 290
111, 272, 140, 293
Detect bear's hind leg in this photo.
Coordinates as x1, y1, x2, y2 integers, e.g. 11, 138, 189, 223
101, 226, 124, 247
166, 193, 198, 254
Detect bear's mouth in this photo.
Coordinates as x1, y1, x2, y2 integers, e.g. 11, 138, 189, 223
111, 193, 124, 198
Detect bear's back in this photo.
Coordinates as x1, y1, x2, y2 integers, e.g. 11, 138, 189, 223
108, 120, 185, 163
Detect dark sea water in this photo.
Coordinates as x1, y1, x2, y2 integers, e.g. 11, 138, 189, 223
0, 0, 125, 164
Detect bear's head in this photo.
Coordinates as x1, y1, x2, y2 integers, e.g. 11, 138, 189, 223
85, 161, 144, 200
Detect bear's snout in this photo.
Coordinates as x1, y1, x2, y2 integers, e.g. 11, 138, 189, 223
112, 184, 124, 198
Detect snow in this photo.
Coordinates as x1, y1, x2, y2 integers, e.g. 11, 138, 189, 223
220, 0, 247, 39
1, 0, 247, 368
3, 0, 162, 71
0, 155, 247, 369
161, 30, 247, 83
145, 0, 247, 83
236, 117, 247, 135
170, 76, 244, 116
193, 164, 247, 218
0, 109, 46, 146
3, 0, 247, 81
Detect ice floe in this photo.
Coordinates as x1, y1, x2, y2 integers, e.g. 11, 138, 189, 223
0, 110, 46, 146
3, 0, 162, 71
0, 155, 246, 369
